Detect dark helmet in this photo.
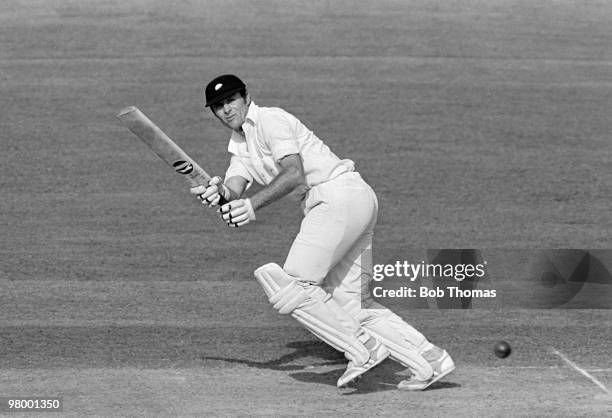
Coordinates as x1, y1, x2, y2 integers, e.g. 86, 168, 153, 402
204, 74, 246, 107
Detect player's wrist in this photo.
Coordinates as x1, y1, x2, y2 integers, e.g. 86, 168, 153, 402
219, 183, 232, 201
244, 198, 256, 221
247, 194, 263, 212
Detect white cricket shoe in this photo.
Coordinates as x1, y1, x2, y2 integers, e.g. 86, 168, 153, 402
337, 339, 390, 388
397, 346, 455, 391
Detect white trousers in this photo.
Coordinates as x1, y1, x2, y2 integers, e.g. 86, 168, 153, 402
283, 171, 376, 301
283, 172, 434, 378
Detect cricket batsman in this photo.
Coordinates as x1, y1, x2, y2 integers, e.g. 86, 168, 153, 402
191, 74, 455, 389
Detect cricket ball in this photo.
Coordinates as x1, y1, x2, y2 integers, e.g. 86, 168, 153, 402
494, 340, 512, 358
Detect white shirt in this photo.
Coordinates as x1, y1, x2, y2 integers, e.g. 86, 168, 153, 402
224, 102, 354, 188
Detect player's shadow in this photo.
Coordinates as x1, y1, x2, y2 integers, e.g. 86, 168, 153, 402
204, 340, 460, 394
291, 360, 460, 395
202, 340, 345, 371
290, 359, 400, 394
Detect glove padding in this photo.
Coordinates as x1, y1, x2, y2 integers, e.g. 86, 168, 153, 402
220, 199, 256, 227
190, 176, 229, 207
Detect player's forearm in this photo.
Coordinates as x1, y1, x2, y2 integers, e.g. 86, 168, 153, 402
249, 166, 306, 211
224, 175, 249, 201
224, 186, 242, 202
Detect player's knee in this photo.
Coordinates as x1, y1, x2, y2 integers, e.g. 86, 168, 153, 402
254, 262, 325, 314
283, 261, 327, 286
270, 280, 309, 314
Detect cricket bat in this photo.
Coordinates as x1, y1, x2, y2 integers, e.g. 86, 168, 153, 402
117, 106, 214, 188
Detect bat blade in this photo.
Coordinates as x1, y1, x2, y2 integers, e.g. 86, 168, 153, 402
117, 106, 211, 187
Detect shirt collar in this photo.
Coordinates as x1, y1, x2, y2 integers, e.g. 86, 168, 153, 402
244, 101, 259, 126
228, 102, 258, 154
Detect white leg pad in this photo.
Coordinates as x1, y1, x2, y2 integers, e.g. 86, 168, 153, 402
342, 299, 434, 380
269, 280, 309, 314
254, 263, 370, 366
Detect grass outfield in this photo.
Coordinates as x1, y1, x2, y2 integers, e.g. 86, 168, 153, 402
1, 0, 611, 416
1, 284, 612, 416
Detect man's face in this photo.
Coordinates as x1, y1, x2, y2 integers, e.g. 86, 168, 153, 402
211, 92, 250, 132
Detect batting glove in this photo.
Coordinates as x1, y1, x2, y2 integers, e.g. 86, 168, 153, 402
190, 176, 230, 207
220, 199, 256, 227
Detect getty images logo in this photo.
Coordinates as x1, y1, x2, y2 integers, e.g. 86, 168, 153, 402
172, 160, 194, 175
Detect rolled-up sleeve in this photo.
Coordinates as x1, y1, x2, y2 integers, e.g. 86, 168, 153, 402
263, 113, 300, 162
